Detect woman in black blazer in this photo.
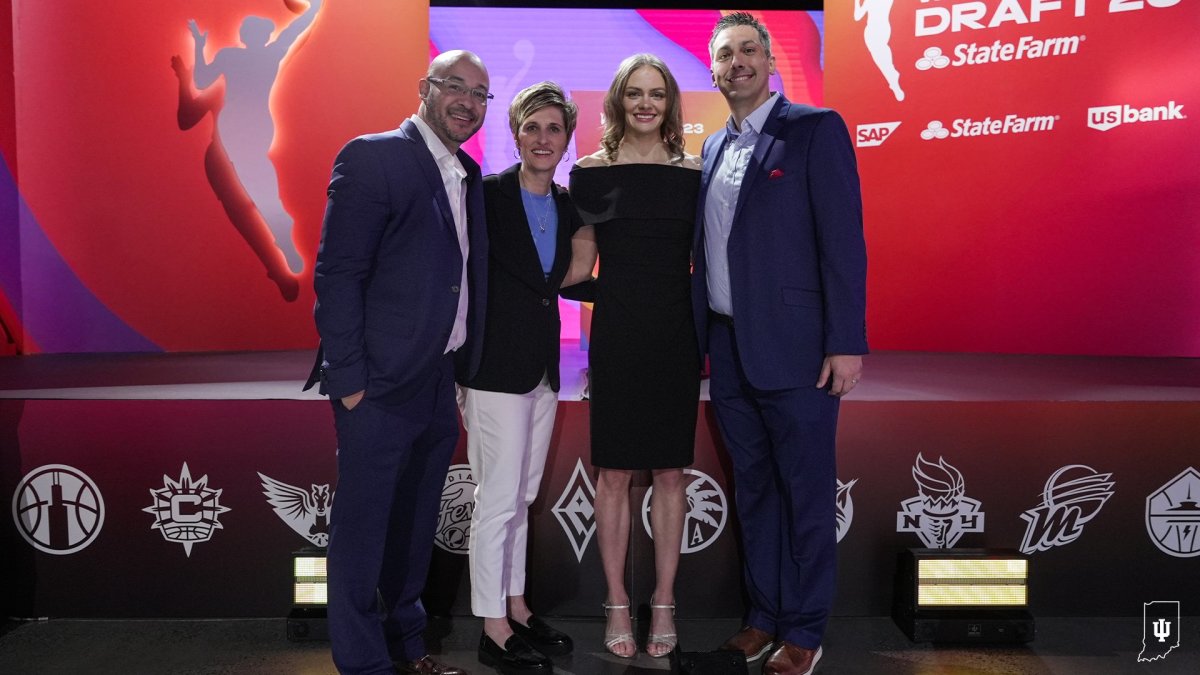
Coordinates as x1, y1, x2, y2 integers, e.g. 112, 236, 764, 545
457, 81, 589, 675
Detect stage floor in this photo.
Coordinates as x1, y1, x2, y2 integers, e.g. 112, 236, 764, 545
1, 347, 1198, 402
2, 614, 1198, 674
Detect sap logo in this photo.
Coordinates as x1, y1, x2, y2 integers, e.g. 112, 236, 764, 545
856, 121, 901, 148
1088, 101, 1185, 131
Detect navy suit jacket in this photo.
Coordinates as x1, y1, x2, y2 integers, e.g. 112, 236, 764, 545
692, 96, 867, 390
307, 120, 487, 404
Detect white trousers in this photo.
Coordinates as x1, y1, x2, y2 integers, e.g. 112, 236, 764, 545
459, 378, 558, 618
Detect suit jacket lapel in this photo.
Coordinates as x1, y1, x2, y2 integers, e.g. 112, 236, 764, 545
400, 119, 457, 235
731, 96, 787, 229
497, 165, 551, 290
696, 131, 729, 253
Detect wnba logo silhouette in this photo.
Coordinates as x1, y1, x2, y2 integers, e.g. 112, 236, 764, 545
172, 0, 324, 301
12, 464, 106, 555
855, 0, 905, 101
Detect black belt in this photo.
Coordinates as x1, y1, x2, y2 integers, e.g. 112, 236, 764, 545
708, 310, 734, 327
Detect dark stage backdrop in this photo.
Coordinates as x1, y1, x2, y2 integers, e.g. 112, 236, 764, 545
4, 398, 1198, 619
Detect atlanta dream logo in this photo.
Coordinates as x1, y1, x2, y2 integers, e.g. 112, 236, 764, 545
641, 469, 728, 554
13, 464, 106, 555
435, 465, 475, 554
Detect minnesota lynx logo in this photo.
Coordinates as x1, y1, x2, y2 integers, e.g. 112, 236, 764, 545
836, 478, 858, 543
1019, 464, 1114, 554
897, 454, 984, 548
258, 472, 332, 547
144, 463, 230, 556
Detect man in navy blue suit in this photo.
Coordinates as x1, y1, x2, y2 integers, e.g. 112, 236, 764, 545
307, 50, 491, 675
694, 13, 868, 675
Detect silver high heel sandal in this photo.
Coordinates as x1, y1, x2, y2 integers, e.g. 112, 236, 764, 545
602, 602, 635, 658
647, 600, 678, 658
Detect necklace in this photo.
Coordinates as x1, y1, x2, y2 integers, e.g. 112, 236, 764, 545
530, 191, 553, 233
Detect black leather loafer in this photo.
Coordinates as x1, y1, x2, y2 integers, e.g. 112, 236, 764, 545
509, 616, 574, 656
478, 632, 552, 674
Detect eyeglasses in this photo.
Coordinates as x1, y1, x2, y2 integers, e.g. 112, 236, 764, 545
426, 77, 494, 106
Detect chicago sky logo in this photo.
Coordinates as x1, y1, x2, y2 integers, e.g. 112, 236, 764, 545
857, 121, 902, 147
1087, 101, 1186, 131
143, 463, 230, 557
836, 478, 859, 543
897, 454, 984, 548
435, 465, 475, 555
552, 459, 596, 562
1019, 464, 1114, 554
12, 464, 105, 555
1139, 601, 1181, 662
258, 472, 332, 547
641, 469, 728, 554
1145, 467, 1200, 557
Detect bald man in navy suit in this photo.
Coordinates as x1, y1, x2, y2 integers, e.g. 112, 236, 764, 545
694, 14, 868, 675
306, 50, 492, 675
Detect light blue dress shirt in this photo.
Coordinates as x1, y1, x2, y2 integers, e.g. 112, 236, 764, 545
703, 93, 779, 317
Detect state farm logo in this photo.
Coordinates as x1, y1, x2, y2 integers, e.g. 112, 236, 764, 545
917, 35, 1083, 70
857, 121, 901, 147
1087, 101, 1186, 132
921, 113, 1057, 139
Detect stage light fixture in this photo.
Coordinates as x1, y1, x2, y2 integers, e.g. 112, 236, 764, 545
287, 547, 329, 641
893, 548, 1035, 643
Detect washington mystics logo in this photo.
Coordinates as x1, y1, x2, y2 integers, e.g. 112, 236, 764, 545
1019, 464, 1114, 554
552, 459, 597, 562
1145, 467, 1200, 558
258, 472, 332, 547
641, 469, 728, 554
897, 454, 984, 548
12, 464, 106, 555
435, 465, 475, 554
144, 463, 230, 556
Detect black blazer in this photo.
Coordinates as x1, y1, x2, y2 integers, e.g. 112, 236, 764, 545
459, 163, 582, 394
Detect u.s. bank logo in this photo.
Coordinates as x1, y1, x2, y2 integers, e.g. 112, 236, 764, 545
897, 454, 984, 548
1019, 464, 1114, 554
836, 478, 858, 543
435, 465, 475, 554
13, 464, 106, 555
144, 463, 230, 557
258, 472, 332, 547
641, 469, 727, 554
552, 459, 597, 562
1145, 467, 1200, 558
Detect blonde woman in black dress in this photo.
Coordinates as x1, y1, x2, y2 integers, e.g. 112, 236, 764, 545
566, 53, 701, 659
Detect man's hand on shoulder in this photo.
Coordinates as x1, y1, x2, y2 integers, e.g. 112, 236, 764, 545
817, 355, 862, 397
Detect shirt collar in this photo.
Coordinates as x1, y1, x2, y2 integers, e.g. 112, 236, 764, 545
726, 92, 780, 139
410, 114, 465, 177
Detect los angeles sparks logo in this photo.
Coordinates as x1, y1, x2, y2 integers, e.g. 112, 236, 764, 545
258, 472, 332, 547
897, 454, 984, 548
1019, 464, 1114, 554
144, 463, 230, 556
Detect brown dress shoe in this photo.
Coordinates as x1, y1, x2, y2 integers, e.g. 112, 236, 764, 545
719, 625, 776, 662
762, 642, 822, 675
396, 654, 468, 675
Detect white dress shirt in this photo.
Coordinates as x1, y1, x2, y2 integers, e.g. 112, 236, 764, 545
409, 114, 470, 354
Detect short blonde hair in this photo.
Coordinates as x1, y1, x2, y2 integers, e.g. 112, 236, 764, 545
508, 81, 578, 141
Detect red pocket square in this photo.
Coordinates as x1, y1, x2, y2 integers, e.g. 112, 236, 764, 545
768, 168, 785, 179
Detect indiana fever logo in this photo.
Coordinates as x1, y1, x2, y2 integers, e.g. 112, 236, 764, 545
144, 463, 230, 557
1019, 464, 1114, 554
897, 454, 984, 548
258, 472, 332, 547
641, 469, 728, 554
435, 465, 475, 554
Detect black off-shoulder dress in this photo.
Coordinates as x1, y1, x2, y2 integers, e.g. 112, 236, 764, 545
568, 163, 701, 470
